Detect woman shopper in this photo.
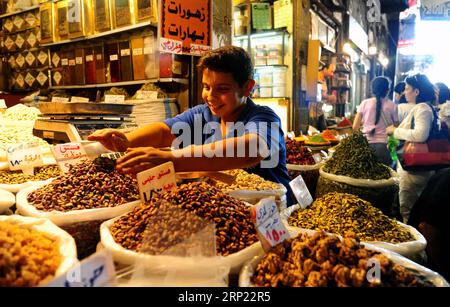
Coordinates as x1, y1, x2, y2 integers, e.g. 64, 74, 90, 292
353, 76, 398, 166
386, 73, 438, 223
396, 81, 417, 123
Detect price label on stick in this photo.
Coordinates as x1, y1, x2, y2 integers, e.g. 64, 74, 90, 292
44, 250, 116, 287
252, 198, 290, 251
312, 153, 322, 164
7, 143, 43, 175
52, 142, 88, 173
137, 161, 177, 203
289, 174, 313, 209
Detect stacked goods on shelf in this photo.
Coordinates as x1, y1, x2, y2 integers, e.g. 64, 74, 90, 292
0, 215, 77, 287
2, 7, 50, 91
283, 192, 426, 257
101, 181, 262, 273
17, 157, 141, 259
207, 169, 287, 209
317, 132, 398, 216
285, 138, 322, 197
240, 231, 447, 287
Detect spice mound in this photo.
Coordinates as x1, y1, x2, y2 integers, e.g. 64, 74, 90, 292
286, 139, 315, 165
323, 132, 390, 180
0, 165, 61, 185
209, 169, 280, 192
27, 158, 139, 212
305, 134, 330, 146
0, 221, 60, 287
111, 182, 258, 256
252, 231, 432, 287
288, 192, 414, 243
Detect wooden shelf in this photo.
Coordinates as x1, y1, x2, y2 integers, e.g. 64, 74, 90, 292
41, 22, 156, 47
49, 78, 188, 89
0, 5, 39, 19
255, 64, 288, 68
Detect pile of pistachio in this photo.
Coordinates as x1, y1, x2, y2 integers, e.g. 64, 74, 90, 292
0, 165, 61, 185
209, 169, 280, 192
288, 192, 414, 243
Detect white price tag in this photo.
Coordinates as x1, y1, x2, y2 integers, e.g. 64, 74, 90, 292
61, 58, 69, 66
7, 143, 43, 173
75, 56, 83, 64
289, 174, 313, 209
85, 54, 94, 62
52, 142, 89, 173
68, 59, 76, 66
137, 161, 177, 203
133, 48, 143, 56
252, 198, 290, 251
136, 90, 158, 100
120, 49, 131, 56
104, 95, 125, 103
44, 250, 116, 287
109, 54, 118, 61
52, 96, 70, 103
70, 96, 90, 102
312, 153, 322, 164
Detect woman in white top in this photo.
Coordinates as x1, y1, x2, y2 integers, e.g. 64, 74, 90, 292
386, 74, 438, 223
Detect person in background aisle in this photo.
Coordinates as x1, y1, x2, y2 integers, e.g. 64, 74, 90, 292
408, 168, 450, 281
353, 77, 398, 166
88, 46, 294, 205
435, 82, 450, 132
394, 81, 407, 104
386, 73, 438, 223
396, 81, 417, 123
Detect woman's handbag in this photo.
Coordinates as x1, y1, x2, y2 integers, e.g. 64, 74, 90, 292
397, 115, 450, 171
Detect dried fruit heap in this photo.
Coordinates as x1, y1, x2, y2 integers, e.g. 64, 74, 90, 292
288, 192, 413, 243
252, 231, 431, 287
286, 139, 315, 165
323, 132, 390, 180
27, 157, 139, 212
0, 221, 61, 287
111, 182, 258, 256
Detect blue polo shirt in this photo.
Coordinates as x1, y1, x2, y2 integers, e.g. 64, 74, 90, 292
165, 98, 294, 206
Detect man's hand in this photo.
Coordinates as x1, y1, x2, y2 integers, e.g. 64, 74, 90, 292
116, 147, 173, 175
87, 129, 130, 152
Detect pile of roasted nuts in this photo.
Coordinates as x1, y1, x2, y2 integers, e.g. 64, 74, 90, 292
0, 165, 61, 185
209, 169, 280, 192
288, 192, 414, 243
111, 182, 258, 256
252, 231, 432, 287
27, 158, 139, 212
0, 221, 61, 287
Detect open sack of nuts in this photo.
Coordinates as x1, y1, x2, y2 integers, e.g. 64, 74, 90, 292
0, 215, 78, 287
15, 158, 141, 259
100, 181, 263, 274
316, 132, 399, 216
207, 169, 287, 210
239, 231, 448, 287
281, 192, 426, 258
0, 188, 15, 214
0, 165, 61, 193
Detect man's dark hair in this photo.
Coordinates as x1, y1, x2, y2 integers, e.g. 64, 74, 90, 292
394, 81, 407, 104
197, 46, 253, 87
435, 82, 450, 105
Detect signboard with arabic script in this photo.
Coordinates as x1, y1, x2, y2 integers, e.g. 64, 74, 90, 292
159, 0, 212, 55
137, 161, 177, 203
421, 0, 450, 20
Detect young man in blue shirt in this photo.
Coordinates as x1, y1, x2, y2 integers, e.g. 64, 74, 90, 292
88, 46, 293, 205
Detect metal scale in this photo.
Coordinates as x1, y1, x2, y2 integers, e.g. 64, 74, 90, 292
33, 102, 137, 144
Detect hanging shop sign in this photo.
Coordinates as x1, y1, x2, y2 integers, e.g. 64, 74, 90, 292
348, 16, 368, 55
159, 0, 212, 55
420, 0, 450, 20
